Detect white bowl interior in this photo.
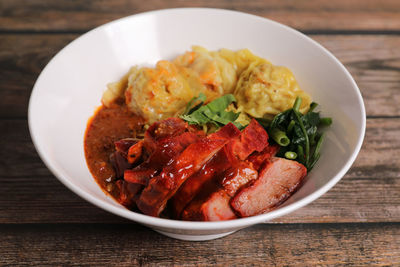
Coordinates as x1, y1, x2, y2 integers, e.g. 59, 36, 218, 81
29, 8, 365, 239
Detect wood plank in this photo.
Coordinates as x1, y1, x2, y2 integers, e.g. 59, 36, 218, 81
312, 35, 400, 117
0, 223, 399, 265
1, 34, 400, 118
1, 0, 400, 31
0, 118, 399, 223
0, 34, 77, 118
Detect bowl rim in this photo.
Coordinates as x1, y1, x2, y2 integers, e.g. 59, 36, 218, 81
28, 7, 366, 230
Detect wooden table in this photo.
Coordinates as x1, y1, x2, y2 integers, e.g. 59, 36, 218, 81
1, 0, 399, 265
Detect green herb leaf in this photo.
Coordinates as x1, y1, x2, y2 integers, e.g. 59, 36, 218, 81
183, 93, 206, 115
180, 94, 244, 131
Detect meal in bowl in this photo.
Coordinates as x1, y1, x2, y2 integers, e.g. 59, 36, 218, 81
84, 46, 332, 221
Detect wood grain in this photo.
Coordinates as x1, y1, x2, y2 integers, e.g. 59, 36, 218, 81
0, 1, 399, 264
1, 0, 400, 32
1, 223, 399, 265
1, 34, 400, 118
0, 34, 76, 118
1, 118, 399, 223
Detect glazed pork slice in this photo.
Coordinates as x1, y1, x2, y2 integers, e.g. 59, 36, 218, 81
246, 144, 280, 171
181, 183, 237, 221
231, 157, 307, 217
226, 119, 269, 161
143, 117, 189, 153
115, 180, 142, 209
171, 121, 268, 219
110, 138, 141, 179
126, 140, 144, 164
123, 131, 202, 185
114, 138, 140, 158
171, 148, 233, 218
198, 190, 237, 221
137, 123, 241, 217
220, 161, 258, 197
181, 161, 257, 221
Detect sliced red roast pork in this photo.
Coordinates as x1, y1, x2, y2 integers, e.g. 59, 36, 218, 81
137, 123, 241, 217
231, 157, 307, 217
181, 161, 258, 221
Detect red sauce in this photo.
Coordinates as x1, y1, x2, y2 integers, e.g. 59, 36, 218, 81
84, 102, 144, 200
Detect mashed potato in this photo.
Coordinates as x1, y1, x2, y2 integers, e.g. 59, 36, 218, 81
102, 46, 311, 123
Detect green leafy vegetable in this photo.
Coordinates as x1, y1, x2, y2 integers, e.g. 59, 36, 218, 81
269, 97, 332, 171
183, 93, 206, 115
180, 94, 243, 131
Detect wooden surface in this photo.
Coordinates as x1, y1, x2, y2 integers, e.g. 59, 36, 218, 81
0, 1, 399, 266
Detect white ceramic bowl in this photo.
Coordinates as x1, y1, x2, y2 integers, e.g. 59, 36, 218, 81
28, 8, 366, 241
